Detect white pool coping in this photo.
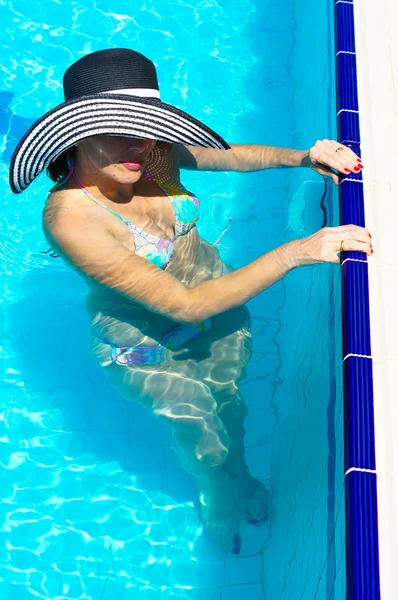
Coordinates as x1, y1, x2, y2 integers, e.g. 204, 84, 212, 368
354, 1, 398, 598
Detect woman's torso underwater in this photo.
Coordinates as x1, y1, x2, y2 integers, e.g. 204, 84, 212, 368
43, 142, 230, 349
85, 229, 225, 349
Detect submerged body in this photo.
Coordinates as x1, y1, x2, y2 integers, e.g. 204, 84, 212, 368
13, 47, 370, 556
42, 132, 371, 553
46, 142, 232, 350
44, 141, 263, 553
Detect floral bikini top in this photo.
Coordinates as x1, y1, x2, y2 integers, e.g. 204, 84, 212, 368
130, 173, 200, 268
49, 167, 201, 270
48, 162, 233, 268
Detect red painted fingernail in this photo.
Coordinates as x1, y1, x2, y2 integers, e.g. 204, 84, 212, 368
344, 168, 350, 173
371, 249, 374, 254
354, 167, 360, 172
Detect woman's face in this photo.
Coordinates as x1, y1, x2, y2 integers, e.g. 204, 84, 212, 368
78, 135, 157, 183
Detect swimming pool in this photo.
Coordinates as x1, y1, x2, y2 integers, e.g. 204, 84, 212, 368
0, 0, 344, 598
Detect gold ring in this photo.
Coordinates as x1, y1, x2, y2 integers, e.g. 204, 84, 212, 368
340, 240, 345, 253
335, 146, 344, 153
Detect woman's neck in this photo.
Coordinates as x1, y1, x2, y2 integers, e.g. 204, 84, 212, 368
73, 153, 137, 205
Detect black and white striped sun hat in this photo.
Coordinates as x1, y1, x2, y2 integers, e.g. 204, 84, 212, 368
9, 48, 230, 194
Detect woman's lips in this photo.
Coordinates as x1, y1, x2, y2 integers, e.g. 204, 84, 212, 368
121, 161, 142, 170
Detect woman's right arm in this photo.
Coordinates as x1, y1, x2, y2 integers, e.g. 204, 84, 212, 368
45, 209, 371, 324
188, 224, 371, 322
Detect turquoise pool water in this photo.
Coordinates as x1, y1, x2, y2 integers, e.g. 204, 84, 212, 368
0, 0, 345, 598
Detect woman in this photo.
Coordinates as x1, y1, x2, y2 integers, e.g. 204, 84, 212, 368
9, 48, 370, 554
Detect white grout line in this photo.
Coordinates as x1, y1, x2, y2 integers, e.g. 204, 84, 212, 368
343, 353, 372, 362
341, 258, 368, 266
337, 108, 360, 115
339, 177, 363, 184
345, 467, 377, 476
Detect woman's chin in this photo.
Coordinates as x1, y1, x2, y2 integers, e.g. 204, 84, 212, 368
106, 165, 144, 183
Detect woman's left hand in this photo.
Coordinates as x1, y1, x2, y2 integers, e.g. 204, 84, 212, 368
302, 139, 363, 185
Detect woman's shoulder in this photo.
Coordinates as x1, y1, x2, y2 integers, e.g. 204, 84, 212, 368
43, 187, 96, 234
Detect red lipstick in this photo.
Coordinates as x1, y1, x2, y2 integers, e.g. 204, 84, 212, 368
121, 161, 142, 170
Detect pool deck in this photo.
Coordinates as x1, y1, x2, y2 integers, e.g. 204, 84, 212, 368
354, 0, 398, 598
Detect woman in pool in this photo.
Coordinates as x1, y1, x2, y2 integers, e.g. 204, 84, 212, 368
10, 48, 370, 554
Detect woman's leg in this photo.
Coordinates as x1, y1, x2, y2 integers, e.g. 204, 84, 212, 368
213, 388, 269, 523
196, 305, 270, 522
90, 333, 244, 552
196, 305, 252, 479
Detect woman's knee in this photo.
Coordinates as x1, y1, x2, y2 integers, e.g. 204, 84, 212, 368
90, 342, 232, 471
172, 414, 231, 470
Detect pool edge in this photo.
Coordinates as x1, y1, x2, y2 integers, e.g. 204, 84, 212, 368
334, 1, 381, 598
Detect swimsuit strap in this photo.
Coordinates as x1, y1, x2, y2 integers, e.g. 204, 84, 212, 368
213, 216, 233, 247
47, 163, 129, 224
72, 170, 129, 224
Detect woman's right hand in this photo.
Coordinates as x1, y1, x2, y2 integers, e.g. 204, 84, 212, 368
288, 224, 372, 267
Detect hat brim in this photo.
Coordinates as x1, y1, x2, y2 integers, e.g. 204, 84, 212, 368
9, 93, 230, 193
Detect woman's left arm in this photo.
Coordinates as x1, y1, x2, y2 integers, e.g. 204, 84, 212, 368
173, 139, 363, 185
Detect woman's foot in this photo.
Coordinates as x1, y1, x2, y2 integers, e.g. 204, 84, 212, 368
197, 468, 245, 554
240, 475, 270, 523
222, 464, 270, 524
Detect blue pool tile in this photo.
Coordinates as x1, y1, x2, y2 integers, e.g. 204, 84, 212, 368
244, 405, 277, 448
162, 469, 197, 504
345, 472, 380, 599
245, 447, 272, 481
341, 261, 371, 358
0, 91, 13, 138
100, 576, 135, 599
334, 2, 356, 53
124, 439, 164, 471
83, 576, 108, 600
133, 468, 163, 492
86, 430, 129, 462
336, 53, 359, 111
189, 555, 226, 589
340, 250, 367, 263
0, 579, 22, 600
337, 110, 360, 145
224, 554, 262, 586
343, 356, 376, 470
221, 583, 263, 600
339, 177, 365, 225
85, 396, 129, 434
0, 90, 37, 163
241, 373, 282, 411
190, 589, 222, 600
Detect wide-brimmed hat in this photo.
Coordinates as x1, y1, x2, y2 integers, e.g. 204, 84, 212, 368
9, 48, 230, 194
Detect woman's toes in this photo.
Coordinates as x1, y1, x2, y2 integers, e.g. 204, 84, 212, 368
232, 534, 241, 555
206, 521, 239, 554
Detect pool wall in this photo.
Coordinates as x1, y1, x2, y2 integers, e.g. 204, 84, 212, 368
334, 0, 381, 598
237, 0, 346, 596
0, 1, 348, 597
